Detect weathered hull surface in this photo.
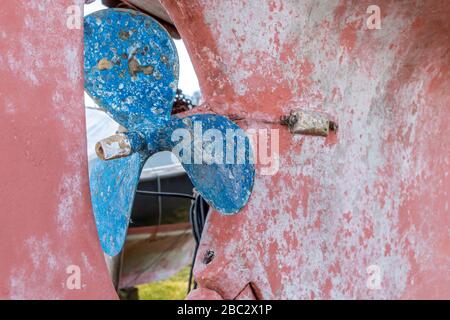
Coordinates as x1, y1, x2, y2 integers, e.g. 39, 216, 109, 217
0, 0, 448, 300
0, 1, 117, 299
158, 0, 450, 299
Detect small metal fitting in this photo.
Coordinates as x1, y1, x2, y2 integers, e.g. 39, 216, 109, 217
203, 250, 215, 265
95, 131, 145, 161
95, 134, 133, 161
281, 109, 338, 137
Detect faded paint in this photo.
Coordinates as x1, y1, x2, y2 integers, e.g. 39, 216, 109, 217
85, 9, 255, 256
0, 1, 117, 298
160, 0, 450, 299
89, 113, 255, 257
0, 0, 448, 300
84, 9, 179, 130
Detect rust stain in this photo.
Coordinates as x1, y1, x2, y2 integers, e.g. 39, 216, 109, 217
97, 58, 113, 71
142, 65, 154, 75
127, 57, 154, 77
119, 30, 130, 40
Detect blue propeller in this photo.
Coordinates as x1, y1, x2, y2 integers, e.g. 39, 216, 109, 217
84, 9, 255, 256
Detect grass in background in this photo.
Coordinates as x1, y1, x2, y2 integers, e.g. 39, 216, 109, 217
137, 265, 191, 300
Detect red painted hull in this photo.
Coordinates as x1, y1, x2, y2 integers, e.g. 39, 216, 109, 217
0, 1, 116, 299
0, 0, 448, 299
160, 0, 450, 299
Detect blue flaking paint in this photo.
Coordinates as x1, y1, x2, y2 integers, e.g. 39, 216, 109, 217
165, 115, 255, 215
85, 9, 254, 256
89, 152, 145, 256
84, 8, 178, 130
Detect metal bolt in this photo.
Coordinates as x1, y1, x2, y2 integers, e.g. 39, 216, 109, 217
203, 250, 215, 265
281, 109, 338, 137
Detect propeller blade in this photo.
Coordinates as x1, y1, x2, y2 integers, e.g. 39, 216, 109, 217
89, 152, 147, 256
84, 8, 178, 129
167, 114, 255, 214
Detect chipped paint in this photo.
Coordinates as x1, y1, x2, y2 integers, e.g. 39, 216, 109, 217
85, 9, 255, 257
0, 1, 117, 299
0, 0, 448, 300
84, 8, 179, 129
161, 0, 450, 299
89, 114, 255, 257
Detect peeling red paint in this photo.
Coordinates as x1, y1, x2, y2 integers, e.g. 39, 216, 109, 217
161, 0, 450, 299
0, 0, 448, 300
0, 1, 116, 299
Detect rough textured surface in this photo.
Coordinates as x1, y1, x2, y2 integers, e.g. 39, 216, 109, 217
0, 0, 448, 300
0, 1, 117, 299
89, 112, 255, 256
167, 114, 255, 215
90, 152, 145, 256
84, 8, 178, 130
85, 8, 175, 257
161, 0, 450, 299
85, 10, 254, 256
